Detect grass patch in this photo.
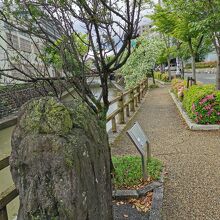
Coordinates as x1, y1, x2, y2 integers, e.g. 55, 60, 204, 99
112, 155, 162, 189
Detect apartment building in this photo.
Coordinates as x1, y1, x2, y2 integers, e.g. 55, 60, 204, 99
0, 20, 59, 84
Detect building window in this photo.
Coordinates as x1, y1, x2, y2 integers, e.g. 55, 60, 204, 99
6, 33, 19, 50
9, 64, 23, 79
20, 38, 32, 53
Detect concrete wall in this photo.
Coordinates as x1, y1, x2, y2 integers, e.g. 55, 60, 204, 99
0, 84, 64, 119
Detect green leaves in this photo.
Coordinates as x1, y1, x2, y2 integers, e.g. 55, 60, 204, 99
183, 85, 220, 124
120, 36, 165, 89
112, 156, 162, 189
150, 0, 207, 52
42, 33, 89, 74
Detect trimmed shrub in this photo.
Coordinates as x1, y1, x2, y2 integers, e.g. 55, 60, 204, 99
185, 61, 217, 69
182, 85, 220, 124
154, 72, 169, 82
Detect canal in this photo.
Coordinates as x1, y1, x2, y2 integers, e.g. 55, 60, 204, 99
0, 84, 119, 219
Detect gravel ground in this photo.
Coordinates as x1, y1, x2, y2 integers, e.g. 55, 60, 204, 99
111, 85, 220, 220
113, 203, 150, 220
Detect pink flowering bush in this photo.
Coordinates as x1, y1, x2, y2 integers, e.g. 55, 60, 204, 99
183, 85, 220, 124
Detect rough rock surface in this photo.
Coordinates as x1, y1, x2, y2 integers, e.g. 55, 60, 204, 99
10, 97, 112, 220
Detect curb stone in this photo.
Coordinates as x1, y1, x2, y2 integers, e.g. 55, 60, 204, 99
113, 190, 139, 200
112, 181, 162, 200
113, 170, 165, 220
149, 186, 163, 220
0, 114, 17, 130
155, 79, 171, 85
137, 181, 162, 197
169, 90, 220, 131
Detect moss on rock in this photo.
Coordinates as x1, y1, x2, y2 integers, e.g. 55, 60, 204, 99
20, 97, 73, 135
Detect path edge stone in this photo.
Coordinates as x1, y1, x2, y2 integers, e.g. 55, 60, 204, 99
112, 180, 162, 200
113, 169, 165, 220
169, 90, 220, 130
155, 79, 171, 85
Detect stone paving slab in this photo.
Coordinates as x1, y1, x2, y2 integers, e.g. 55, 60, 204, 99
111, 86, 220, 220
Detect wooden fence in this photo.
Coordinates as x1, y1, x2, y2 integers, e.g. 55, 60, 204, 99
0, 78, 148, 220
0, 156, 18, 220
107, 78, 148, 132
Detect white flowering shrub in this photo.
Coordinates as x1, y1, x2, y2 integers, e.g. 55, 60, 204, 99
121, 36, 165, 88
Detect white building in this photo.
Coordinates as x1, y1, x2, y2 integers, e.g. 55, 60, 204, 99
0, 20, 59, 84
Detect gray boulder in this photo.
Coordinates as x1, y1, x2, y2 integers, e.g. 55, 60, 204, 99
10, 97, 112, 220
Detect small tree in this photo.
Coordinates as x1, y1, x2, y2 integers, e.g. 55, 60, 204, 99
0, 0, 143, 118
0, 1, 144, 219
188, 0, 220, 89
150, 1, 205, 82
121, 35, 165, 87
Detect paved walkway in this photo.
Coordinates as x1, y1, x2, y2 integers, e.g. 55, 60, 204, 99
111, 85, 220, 220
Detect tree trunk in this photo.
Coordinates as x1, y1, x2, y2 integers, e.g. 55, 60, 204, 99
160, 64, 163, 73
176, 57, 181, 77
191, 54, 196, 82
216, 53, 220, 90
181, 59, 185, 79
152, 69, 155, 84
167, 57, 171, 81
213, 35, 220, 90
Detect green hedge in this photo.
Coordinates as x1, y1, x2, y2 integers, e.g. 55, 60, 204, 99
182, 85, 220, 124
185, 61, 217, 69
154, 72, 169, 82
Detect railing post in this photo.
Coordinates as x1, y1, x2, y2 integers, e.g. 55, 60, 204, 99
146, 78, 148, 91
143, 79, 147, 95
130, 89, 135, 112
117, 93, 125, 124
135, 88, 138, 107
126, 103, 130, 117
140, 82, 143, 98
138, 84, 141, 103
111, 117, 117, 133
0, 207, 8, 220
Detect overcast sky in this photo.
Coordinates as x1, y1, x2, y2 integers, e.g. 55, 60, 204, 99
74, 1, 156, 33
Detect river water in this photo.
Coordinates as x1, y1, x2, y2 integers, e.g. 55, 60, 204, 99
0, 84, 118, 219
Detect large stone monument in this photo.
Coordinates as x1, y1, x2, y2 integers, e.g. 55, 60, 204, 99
10, 97, 112, 220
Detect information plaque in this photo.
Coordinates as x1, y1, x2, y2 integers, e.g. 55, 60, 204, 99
127, 122, 151, 180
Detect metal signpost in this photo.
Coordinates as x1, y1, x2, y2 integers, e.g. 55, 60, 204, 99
127, 122, 151, 181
